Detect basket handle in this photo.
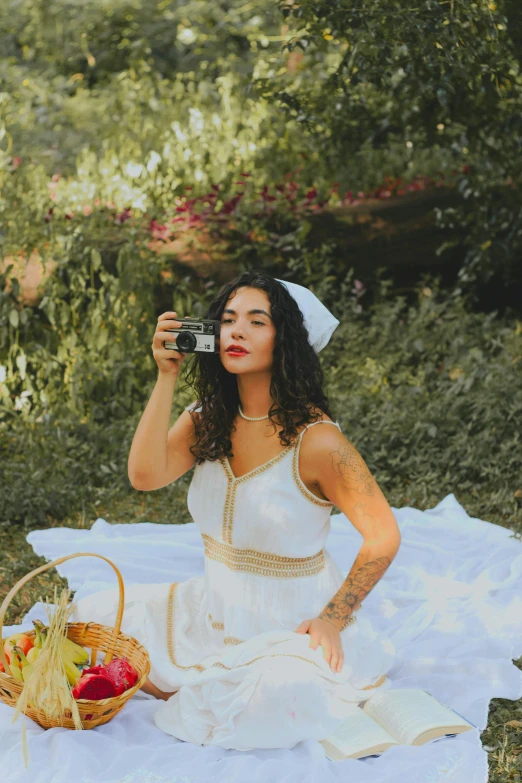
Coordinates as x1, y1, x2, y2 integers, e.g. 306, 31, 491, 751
0, 552, 125, 671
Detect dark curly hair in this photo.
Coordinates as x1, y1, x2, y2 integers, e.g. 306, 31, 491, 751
182, 271, 335, 464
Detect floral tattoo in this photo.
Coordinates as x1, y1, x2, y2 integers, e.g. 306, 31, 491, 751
328, 443, 377, 497
319, 556, 392, 631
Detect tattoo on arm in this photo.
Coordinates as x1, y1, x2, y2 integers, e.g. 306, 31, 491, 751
319, 556, 392, 631
352, 501, 380, 541
328, 443, 376, 497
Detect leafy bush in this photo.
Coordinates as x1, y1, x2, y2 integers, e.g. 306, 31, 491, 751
2, 272, 520, 532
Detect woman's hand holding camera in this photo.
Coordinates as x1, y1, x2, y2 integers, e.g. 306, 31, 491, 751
152, 311, 187, 376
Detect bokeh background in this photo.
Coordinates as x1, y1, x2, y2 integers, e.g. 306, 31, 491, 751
0, 2, 521, 776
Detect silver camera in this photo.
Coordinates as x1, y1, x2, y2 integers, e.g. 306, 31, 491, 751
164, 317, 221, 354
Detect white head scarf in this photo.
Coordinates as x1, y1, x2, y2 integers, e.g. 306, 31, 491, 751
275, 279, 340, 354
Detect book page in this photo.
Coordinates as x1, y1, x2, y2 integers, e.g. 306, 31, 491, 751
320, 705, 399, 760
363, 689, 472, 747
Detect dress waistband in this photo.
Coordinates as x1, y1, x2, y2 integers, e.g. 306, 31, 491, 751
202, 534, 326, 579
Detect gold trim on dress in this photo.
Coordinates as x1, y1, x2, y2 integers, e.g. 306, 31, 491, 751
292, 424, 338, 507
224, 636, 244, 646
202, 533, 326, 579
168, 584, 382, 688
218, 420, 341, 543
167, 582, 205, 670
361, 673, 387, 690
219, 445, 295, 544
208, 613, 243, 644
208, 613, 224, 630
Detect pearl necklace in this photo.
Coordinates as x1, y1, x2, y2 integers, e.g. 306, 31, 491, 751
238, 405, 269, 421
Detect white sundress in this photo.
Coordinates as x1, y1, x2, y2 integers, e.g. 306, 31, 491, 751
70, 411, 398, 750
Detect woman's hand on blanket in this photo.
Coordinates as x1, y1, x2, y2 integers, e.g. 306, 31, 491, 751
294, 617, 343, 673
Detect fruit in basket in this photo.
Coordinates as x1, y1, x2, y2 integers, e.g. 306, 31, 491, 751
33, 619, 90, 665
26, 646, 41, 664
39, 629, 82, 686
82, 658, 139, 696
28, 622, 83, 686
3, 633, 34, 665
72, 657, 139, 702
59, 633, 90, 664
12, 646, 35, 683
8, 649, 24, 682
72, 673, 117, 700
62, 656, 83, 687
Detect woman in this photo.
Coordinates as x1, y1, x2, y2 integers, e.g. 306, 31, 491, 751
70, 271, 401, 750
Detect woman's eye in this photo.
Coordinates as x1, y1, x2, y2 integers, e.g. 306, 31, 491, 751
222, 319, 264, 325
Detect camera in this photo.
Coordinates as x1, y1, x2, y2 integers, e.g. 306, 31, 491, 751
164, 317, 221, 354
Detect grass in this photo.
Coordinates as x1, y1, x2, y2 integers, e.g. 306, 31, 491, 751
1, 479, 521, 780
1, 283, 521, 777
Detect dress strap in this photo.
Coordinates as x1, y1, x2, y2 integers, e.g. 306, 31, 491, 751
300, 419, 341, 436
291, 419, 341, 507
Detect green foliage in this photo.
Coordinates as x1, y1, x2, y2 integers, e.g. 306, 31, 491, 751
0, 221, 209, 422
321, 276, 522, 526
1, 274, 521, 533
3, 0, 520, 300
254, 0, 522, 290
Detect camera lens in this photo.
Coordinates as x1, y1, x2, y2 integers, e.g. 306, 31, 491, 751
176, 331, 197, 352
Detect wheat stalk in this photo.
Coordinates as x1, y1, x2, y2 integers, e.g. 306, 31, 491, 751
11, 585, 83, 768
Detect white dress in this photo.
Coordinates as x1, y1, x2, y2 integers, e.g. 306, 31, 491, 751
70, 414, 398, 750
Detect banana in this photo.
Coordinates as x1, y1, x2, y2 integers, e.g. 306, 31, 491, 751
33, 620, 89, 664
12, 646, 35, 683
9, 664, 24, 682
62, 655, 82, 687
8, 650, 24, 682
26, 646, 41, 664
60, 635, 90, 665
32, 621, 44, 649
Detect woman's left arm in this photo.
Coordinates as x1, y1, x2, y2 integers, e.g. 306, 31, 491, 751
294, 426, 401, 671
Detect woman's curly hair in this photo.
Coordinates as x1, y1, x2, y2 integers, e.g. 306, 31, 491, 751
182, 271, 335, 464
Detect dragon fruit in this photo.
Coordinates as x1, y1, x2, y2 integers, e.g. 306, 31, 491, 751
72, 673, 116, 700
79, 658, 138, 697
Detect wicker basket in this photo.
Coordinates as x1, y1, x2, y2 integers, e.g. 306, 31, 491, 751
0, 552, 151, 729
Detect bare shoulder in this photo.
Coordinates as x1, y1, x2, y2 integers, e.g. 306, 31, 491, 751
299, 406, 340, 434
298, 408, 347, 453
299, 408, 371, 487
297, 408, 348, 497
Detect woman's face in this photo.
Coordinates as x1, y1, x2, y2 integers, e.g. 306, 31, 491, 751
219, 286, 276, 374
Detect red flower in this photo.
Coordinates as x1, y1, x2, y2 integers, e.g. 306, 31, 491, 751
149, 219, 171, 240
115, 207, 132, 225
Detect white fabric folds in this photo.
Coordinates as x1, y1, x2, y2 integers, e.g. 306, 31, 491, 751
1, 493, 521, 783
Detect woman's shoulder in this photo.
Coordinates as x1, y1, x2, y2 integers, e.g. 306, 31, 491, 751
295, 407, 342, 452
300, 406, 338, 430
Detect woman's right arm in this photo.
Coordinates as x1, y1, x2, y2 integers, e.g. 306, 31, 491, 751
127, 311, 198, 490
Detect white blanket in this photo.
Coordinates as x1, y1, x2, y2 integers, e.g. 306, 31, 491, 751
1, 492, 521, 783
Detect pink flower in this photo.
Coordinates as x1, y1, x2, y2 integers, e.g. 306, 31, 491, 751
149, 219, 171, 240
115, 207, 132, 224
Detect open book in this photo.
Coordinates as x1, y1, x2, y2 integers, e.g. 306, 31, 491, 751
320, 688, 475, 761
